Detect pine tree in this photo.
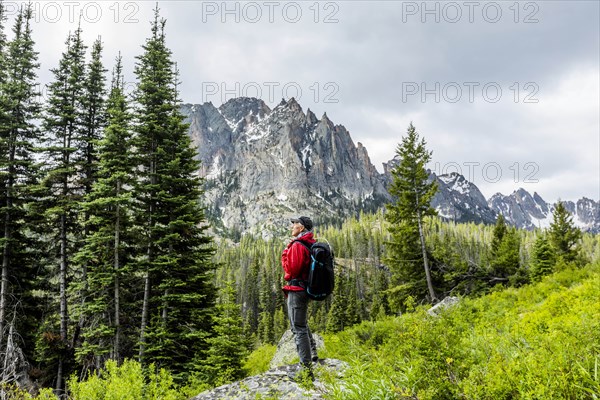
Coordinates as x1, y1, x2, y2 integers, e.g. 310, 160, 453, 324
344, 279, 360, 327
258, 310, 274, 344
548, 201, 582, 264
133, 8, 216, 379
39, 24, 87, 393
385, 123, 438, 306
490, 214, 507, 257
530, 233, 555, 281
201, 281, 249, 386
74, 54, 135, 369
70, 36, 108, 364
0, 2, 42, 362
326, 271, 347, 332
273, 308, 288, 342
490, 227, 521, 285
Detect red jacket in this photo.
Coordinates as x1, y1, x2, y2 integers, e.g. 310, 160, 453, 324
281, 232, 316, 292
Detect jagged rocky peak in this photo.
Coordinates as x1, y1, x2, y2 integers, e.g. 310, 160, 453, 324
218, 97, 271, 133
429, 171, 496, 224
274, 97, 304, 114
533, 192, 549, 214
306, 108, 318, 125
438, 172, 473, 192
182, 96, 391, 235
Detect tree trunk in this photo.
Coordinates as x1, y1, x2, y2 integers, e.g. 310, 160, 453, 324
0, 142, 17, 349
138, 270, 150, 362
0, 210, 10, 348
139, 160, 156, 362
56, 212, 68, 394
417, 213, 437, 302
114, 181, 121, 362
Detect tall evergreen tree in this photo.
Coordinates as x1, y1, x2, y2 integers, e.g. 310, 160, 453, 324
548, 201, 582, 264
490, 214, 507, 257
530, 233, 555, 281
201, 281, 249, 386
69, 36, 108, 364
74, 54, 135, 370
0, 3, 41, 359
326, 271, 347, 333
489, 227, 521, 285
133, 8, 216, 379
39, 24, 87, 393
385, 123, 438, 306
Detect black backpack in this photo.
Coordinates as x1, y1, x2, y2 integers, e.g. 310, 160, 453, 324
296, 241, 335, 301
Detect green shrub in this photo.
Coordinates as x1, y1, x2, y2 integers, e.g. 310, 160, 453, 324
322, 262, 600, 399
67, 359, 182, 400
243, 344, 277, 376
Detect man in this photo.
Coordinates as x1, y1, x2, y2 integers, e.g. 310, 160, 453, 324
281, 216, 319, 378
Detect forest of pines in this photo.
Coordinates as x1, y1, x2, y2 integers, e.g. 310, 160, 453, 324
0, 3, 597, 399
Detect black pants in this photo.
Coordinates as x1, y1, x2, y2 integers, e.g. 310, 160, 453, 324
286, 290, 317, 364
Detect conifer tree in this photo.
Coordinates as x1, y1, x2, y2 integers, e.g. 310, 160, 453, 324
490, 227, 521, 285
548, 201, 582, 264
385, 123, 438, 306
491, 214, 507, 257
530, 234, 555, 281
133, 8, 216, 378
70, 35, 107, 359
258, 311, 274, 344
273, 308, 288, 342
326, 272, 347, 332
0, 3, 41, 358
74, 54, 135, 369
39, 24, 87, 393
344, 279, 361, 327
201, 281, 249, 386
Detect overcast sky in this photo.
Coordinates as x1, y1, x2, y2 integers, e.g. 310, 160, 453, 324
4, 0, 599, 202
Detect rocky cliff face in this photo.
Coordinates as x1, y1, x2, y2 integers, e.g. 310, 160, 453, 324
181, 97, 599, 235
181, 97, 390, 235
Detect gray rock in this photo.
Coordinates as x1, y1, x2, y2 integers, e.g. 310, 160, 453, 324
430, 172, 497, 224
180, 97, 390, 235
191, 359, 348, 400
427, 296, 460, 317
270, 329, 325, 369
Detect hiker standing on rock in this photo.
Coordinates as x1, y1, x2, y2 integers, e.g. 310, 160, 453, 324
281, 216, 319, 376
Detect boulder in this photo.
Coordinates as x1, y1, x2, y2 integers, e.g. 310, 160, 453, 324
191, 359, 348, 400
270, 329, 325, 369
427, 296, 460, 317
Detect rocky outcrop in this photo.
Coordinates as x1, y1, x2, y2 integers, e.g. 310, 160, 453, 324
270, 329, 325, 369
427, 296, 460, 317
191, 359, 348, 400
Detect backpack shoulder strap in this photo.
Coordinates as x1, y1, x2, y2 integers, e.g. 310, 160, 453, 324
293, 240, 311, 251
292, 240, 314, 263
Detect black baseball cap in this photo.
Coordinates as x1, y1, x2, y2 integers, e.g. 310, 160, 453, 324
291, 216, 313, 231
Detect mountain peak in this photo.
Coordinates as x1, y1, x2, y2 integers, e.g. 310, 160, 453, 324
306, 108, 318, 125
180, 96, 390, 234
